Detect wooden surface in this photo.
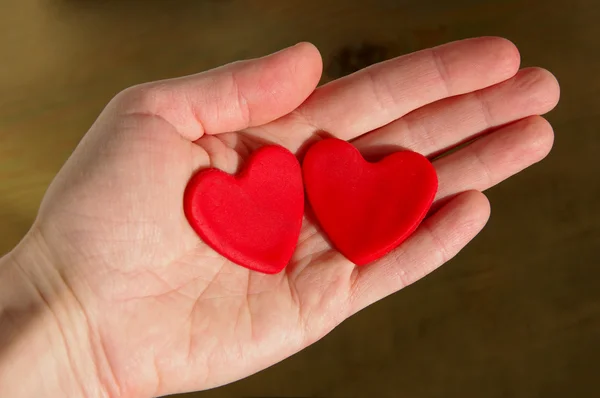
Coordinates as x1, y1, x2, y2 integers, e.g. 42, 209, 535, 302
1, 0, 599, 397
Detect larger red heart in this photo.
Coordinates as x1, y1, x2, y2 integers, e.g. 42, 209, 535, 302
184, 145, 304, 274
303, 138, 438, 266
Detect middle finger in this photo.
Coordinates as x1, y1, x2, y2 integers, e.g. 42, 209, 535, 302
352, 67, 560, 159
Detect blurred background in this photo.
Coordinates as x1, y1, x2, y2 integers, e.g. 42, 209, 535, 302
0, 0, 598, 397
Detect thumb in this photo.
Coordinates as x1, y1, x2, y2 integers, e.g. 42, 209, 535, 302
114, 42, 323, 141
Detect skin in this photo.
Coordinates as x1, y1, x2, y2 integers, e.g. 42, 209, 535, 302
0, 38, 560, 397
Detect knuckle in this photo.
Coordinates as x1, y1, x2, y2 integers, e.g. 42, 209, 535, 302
111, 82, 169, 114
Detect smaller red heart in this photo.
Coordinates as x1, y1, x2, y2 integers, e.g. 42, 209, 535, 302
184, 145, 304, 274
303, 138, 438, 266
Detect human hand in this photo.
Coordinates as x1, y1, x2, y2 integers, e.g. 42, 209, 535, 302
0, 38, 559, 397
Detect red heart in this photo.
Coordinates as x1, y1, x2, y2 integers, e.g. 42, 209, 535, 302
303, 138, 438, 266
184, 145, 304, 274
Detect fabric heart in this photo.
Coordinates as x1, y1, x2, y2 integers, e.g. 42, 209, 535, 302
302, 138, 438, 266
184, 145, 304, 274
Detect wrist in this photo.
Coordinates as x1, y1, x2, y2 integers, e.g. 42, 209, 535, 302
0, 229, 113, 398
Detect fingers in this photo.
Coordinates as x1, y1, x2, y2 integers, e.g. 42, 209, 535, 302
292, 37, 520, 142
353, 67, 560, 159
432, 115, 554, 204
349, 191, 490, 313
342, 115, 552, 314
113, 42, 323, 141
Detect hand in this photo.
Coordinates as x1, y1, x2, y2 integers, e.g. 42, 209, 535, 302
0, 38, 559, 397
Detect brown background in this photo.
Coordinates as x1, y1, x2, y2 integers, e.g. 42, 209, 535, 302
1, 1, 598, 397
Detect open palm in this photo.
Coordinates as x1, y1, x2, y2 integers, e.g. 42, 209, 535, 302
33, 38, 559, 397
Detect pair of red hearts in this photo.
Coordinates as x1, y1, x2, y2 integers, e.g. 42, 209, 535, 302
184, 138, 438, 274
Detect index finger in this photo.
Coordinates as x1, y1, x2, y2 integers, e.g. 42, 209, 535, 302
288, 37, 521, 144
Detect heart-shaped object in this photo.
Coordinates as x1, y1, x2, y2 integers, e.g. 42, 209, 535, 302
303, 138, 438, 265
184, 145, 304, 274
